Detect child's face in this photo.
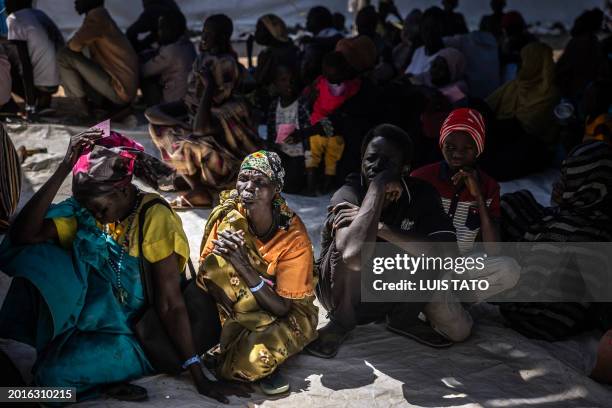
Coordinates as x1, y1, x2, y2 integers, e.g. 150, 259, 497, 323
274, 68, 297, 100
323, 65, 346, 85
442, 132, 478, 171
200, 21, 220, 52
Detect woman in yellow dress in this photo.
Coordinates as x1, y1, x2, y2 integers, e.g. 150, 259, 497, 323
197, 150, 318, 394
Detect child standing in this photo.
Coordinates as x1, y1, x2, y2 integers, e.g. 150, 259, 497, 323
267, 65, 311, 193
306, 51, 361, 194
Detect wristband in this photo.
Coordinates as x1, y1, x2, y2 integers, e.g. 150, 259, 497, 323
182, 355, 201, 370
249, 279, 266, 293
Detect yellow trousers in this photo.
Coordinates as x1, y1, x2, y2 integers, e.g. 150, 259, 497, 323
306, 134, 345, 176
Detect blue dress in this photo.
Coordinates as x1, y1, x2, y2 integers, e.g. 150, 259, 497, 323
0, 198, 153, 399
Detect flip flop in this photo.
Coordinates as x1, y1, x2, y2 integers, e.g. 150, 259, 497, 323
259, 370, 290, 395
386, 319, 453, 348
170, 195, 210, 210
103, 382, 148, 402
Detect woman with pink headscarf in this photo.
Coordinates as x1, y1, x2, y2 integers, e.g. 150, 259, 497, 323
0, 129, 247, 403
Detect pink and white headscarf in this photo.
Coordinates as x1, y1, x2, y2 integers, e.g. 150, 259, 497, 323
72, 131, 145, 196
439, 108, 486, 156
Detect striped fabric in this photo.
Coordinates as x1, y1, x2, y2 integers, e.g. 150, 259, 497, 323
499, 140, 612, 340
501, 140, 612, 243
441, 196, 494, 254
0, 124, 21, 232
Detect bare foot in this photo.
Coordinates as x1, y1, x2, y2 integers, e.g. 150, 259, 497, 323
591, 329, 612, 384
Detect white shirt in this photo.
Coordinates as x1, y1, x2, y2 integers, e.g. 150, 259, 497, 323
276, 99, 304, 157
405, 46, 439, 76
7, 9, 60, 87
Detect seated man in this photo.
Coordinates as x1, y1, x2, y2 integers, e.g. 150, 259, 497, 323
140, 11, 196, 106
307, 124, 459, 358
57, 0, 138, 117
5, 0, 64, 111
127, 0, 182, 53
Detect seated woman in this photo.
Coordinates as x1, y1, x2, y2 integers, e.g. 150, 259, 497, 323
0, 130, 238, 403
145, 14, 260, 209
197, 151, 318, 394
499, 139, 612, 384
481, 42, 560, 181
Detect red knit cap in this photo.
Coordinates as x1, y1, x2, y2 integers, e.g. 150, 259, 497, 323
440, 108, 486, 156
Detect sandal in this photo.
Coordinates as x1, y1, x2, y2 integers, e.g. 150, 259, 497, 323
170, 195, 210, 210
259, 370, 290, 395
386, 318, 453, 348
305, 322, 350, 359
103, 382, 148, 402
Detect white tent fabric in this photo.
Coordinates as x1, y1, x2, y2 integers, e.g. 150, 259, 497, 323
33, 0, 603, 36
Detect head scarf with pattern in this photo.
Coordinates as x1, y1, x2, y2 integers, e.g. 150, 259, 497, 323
240, 150, 286, 191
238, 150, 293, 229
72, 131, 173, 199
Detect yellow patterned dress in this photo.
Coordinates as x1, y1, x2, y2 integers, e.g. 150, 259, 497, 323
197, 191, 318, 382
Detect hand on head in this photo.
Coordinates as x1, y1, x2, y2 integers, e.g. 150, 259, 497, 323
63, 129, 103, 168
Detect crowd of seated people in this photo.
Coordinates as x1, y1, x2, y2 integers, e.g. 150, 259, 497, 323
1, 0, 612, 403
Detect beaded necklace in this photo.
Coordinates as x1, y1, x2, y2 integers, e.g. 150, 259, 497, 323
104, 190, 143, 304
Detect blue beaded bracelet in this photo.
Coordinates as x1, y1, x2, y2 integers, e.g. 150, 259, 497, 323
182, 355, 201, 370
249, 279, 266, 293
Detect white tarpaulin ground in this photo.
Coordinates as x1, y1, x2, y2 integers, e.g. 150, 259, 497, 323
1, 123, 611, 407
32, 0, 604, 35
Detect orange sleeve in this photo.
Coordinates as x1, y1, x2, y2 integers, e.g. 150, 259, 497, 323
199, 220, 220, 262
271, 234, 314, 299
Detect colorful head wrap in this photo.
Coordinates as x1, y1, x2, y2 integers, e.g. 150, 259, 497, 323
440, 108, 486, 156
259, 14, 290, 43
72, 131, 144, 198
239, 150, 285, 191
238, 150, 294, 229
